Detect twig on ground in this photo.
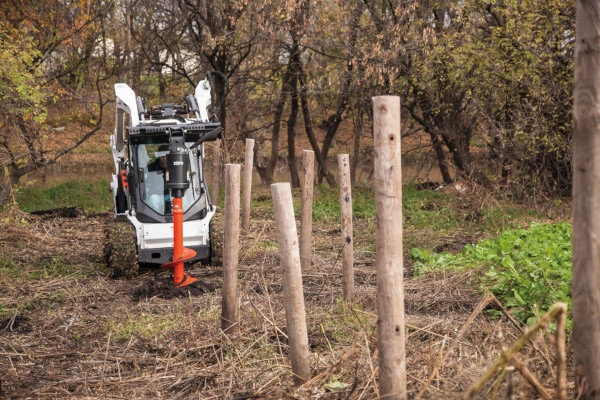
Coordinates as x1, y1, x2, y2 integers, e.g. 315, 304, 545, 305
415, 294, 494, 400
463, 302, 567, 399
511, 356, 552, 400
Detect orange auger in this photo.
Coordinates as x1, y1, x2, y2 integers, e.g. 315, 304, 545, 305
161, 197, 198, 287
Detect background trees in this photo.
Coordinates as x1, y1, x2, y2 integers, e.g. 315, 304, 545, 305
0, 0, 110, 203
0, 0, 575, 201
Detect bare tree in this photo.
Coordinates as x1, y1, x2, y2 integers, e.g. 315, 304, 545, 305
0, 0, 111, 203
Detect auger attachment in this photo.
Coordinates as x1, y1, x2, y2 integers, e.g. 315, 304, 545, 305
160, 134, 198, 287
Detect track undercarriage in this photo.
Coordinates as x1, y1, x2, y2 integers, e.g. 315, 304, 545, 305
104, 217, 138, 278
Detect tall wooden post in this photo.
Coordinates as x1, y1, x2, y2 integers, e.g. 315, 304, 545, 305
573, 2, 600, 397
212, 138, 221, 205
242, 138, 255, 232
373, 96, 407, 399
271, 182, 311, 385
300, 150, 315, 269
222, 164, 240, 333
338, 154, 354, 301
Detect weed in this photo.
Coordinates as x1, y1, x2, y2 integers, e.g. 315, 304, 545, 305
108, 311, 187, 341
411, 222, 572, 330
310, 298, 375, 346
259, 240, 278, 250
29, 257, 85, 279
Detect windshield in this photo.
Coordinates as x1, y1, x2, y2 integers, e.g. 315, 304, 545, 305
136, 143, 200, 215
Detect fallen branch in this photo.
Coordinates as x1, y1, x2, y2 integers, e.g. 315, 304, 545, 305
511, 356, 552, 400
489, 296, 555, 373
415, 294, 494, 400
297, 347, 360, 390
463, 302, 568, 399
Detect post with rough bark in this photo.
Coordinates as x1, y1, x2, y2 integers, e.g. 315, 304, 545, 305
338, 154, 354, 301
271, 182, 311, 385
222, 164, 241, 333
573, 2, 600, 397
242, 138, 255, 232
212, 139, 221, 205
373, 96, 407, 399
300, 150, 315, 269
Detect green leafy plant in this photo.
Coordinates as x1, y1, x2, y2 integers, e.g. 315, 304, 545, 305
411, 222, 572, 329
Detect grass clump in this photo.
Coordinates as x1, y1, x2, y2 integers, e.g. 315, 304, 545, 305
0, 254, 86, 281
411, 222, 572, 329
108, 311, 187, 341
16, 180, 112, 214
310, 299, 375, 347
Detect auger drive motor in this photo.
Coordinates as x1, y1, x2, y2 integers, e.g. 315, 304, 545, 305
105, 74, 223, 287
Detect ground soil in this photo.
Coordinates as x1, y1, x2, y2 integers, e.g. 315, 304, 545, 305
1, 119, 573, 398
0, 187, 572, 399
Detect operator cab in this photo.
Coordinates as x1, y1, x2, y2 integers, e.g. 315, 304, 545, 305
129, 135, 209, 224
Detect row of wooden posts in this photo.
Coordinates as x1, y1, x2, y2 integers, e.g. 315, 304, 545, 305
211, 96, 407, 399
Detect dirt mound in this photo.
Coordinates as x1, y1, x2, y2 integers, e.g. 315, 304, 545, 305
133, 275, 214, 300
0, 315, 32, 333
30, 206, 83, 219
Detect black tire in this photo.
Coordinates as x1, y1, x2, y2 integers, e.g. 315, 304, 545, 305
105, 218, 139, 278
201, 221, 214, 266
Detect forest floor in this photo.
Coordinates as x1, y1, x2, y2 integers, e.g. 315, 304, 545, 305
0, 180, 573, 399
0, 120, 575, 399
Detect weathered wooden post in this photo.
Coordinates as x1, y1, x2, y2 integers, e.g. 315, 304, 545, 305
222, 163, 241, 333
573, 2, 600, 397
373, 96, 407, 399
242, 138, 255, 232
212, 138, 221, 205
271, 182, 311, 385
338, 154, 354, 301
300, 150, 315, 269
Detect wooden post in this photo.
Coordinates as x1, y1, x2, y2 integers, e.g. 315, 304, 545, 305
242, 138, 255, 232
338, 154, 354, 301
300, 150, 315, 269
212, 138, 221, 205
573, 2, 600, 397
271, 182, 311, 385
222, 163, 240, 333
373, 96, 407, 399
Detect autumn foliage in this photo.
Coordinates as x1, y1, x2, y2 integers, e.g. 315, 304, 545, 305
0, 0, 575, 201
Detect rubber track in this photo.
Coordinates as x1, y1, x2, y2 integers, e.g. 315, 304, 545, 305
104, 218, 139, 278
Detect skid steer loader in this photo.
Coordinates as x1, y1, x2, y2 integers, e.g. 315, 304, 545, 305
105, 75, 222, 287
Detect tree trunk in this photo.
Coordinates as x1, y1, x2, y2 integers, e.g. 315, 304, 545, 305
573, 1, 600, 398
287, 57, 300, 188
351, 100, 365, 184
439, 126, 488, 185
428, 131, 453, 184
255, 66, 292, 185
0, 161, 39, 204
298, 70, 336, 186
0, 174, 19, 204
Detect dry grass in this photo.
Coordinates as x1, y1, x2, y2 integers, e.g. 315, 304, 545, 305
0, 191, 572, 399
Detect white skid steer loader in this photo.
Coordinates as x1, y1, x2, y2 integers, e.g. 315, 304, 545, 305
105, 73, 223, 287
